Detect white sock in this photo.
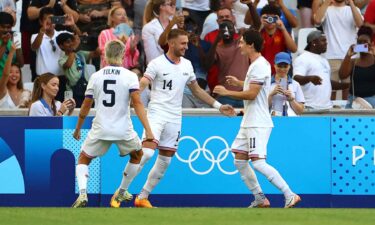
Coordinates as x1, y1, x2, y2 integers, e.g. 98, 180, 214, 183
137, 148, 155, 174
76, 164, 89, 194
234, 159, 263, 195
252, 159, 294, 198
119, 162, 140, 191
138, 155, 172, 199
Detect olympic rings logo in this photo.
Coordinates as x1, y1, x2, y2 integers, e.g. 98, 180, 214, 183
175, 136, 238, 175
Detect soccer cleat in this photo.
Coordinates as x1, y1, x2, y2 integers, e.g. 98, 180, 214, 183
134, 196, 154, 208
110, 189, 133, 208
72, 194, 88, 208
248, 197, 271, 208
284, 194, 301, 208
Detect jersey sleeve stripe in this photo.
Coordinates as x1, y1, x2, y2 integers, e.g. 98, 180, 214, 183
158, 146, 177, 152
85, 95, 94, 99
144, 74, 153, 81
129, 88, 139, 93
250, 81, 264, 85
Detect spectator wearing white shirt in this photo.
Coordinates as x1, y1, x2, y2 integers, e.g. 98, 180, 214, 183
314, 0, 363, 100
293, 30, 349, 109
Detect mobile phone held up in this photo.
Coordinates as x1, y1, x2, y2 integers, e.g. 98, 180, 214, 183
51, 16, 66, 25
353, 44, 368, 53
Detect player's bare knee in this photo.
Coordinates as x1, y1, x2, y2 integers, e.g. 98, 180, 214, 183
78, 152, 92, 165
129, 149, 143, 163
234, 152, 249, 160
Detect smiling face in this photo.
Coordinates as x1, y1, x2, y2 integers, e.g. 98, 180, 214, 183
171, 34, 189, 57
111, 7, 128, 27
42, 77, 59, 99
8, 65, 21, 86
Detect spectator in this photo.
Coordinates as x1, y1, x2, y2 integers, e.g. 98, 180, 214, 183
364, 0, 375, 42
57, 32, 99, 107
269, 52, 305, 116
182, 16, 211, 108
314, 0, 363, 100
200, 0, 226, 40
297, 0, 313, 28
0, 11, 24, 79
0, 0, 16, 22
0, 44, 31, 109
31, 7, 81, 101
246, 0, 298, 33
29, 73, 76, 116
339, 26, 375, 109
142, 0, 180, 64
259, 4, 297, 74
206, 19, 249, 108
293, 30, 349, 110
76, 0, 112, 36
183, 0, 211, 31
98, 6, 140, 69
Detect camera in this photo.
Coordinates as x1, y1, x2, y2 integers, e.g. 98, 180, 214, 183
353, 44, 369, 53
264, 16, 278, 24
51, 16, 66, 25
219, 21, 232, 38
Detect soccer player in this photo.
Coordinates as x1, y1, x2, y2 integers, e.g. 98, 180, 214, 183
134, 29, 236, 208
71, 40, 154, 208
213, 29, 301, 208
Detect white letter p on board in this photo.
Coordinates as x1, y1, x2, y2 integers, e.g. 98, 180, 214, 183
352, 146, 365, 166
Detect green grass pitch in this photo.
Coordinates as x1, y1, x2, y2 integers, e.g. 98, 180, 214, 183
0, 208, 374, 225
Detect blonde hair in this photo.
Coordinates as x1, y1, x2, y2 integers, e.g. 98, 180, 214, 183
105, 40, 126, 65
107, 6, 128, 27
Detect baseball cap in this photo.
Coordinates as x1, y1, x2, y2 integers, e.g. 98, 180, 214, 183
274, 52, 291, 65
305, 30, 324, 50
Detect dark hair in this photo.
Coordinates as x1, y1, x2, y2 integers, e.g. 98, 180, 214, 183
10, 63, 24, 90
39, 7, 55, 22
357, 26, 373, 39
0, 11, 14, 26
260, 4, 281, 17
167, 28, 188, 40
242, 29, 264, 52
56, 32, 74, 46
210, 0, 221, 12
184, 16, 200, 33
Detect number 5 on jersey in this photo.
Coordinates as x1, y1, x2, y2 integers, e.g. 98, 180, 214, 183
103, 80, 116, 107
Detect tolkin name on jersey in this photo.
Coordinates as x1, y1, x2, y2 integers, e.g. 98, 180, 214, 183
103, 69, 121, 75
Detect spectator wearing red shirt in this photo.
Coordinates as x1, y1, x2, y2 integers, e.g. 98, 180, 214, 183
364, 0, 375, 42
259, 4, 297, 75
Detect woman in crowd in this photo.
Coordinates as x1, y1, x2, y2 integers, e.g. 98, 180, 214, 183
0, 44, 30, 108
339, 26, 375, 109
98, 5, 140, 69
29, 73, 76, 116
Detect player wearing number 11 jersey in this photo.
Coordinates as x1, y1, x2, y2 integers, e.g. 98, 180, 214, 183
133, 29, 236, 208
71, 40, 154, 208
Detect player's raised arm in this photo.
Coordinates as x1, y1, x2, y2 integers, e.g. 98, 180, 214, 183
73, 97, 94, 140
130, 90, 154, 140
187, 81, 236, 116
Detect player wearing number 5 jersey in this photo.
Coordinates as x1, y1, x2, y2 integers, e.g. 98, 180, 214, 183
213, 29, 301, 208
71, 40, 154, 208
133, 29, 236, 208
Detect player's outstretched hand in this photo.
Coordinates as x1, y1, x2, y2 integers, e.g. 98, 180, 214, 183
219, 104, 236, 117
73, 129, 81, 140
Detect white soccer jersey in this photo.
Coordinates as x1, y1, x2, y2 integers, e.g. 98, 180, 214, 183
241, 56, 274, 128
144, 54, 196, 123
85, 66, 139, 140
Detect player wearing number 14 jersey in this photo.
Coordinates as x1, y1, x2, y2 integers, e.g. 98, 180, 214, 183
133, 29, 236, 208
71, 40, 154, 208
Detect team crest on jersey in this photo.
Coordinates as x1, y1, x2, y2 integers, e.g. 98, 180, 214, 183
183, 72, 189, 76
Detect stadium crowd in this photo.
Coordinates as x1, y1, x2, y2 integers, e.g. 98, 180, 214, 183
0, 0, 375, 115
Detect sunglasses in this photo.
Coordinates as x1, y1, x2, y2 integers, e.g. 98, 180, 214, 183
50, 39, 57, 52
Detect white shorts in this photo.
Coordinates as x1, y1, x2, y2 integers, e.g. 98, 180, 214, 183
142, 119, 181, 151
82, 133, 142, 158
231, 127, 272, 158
